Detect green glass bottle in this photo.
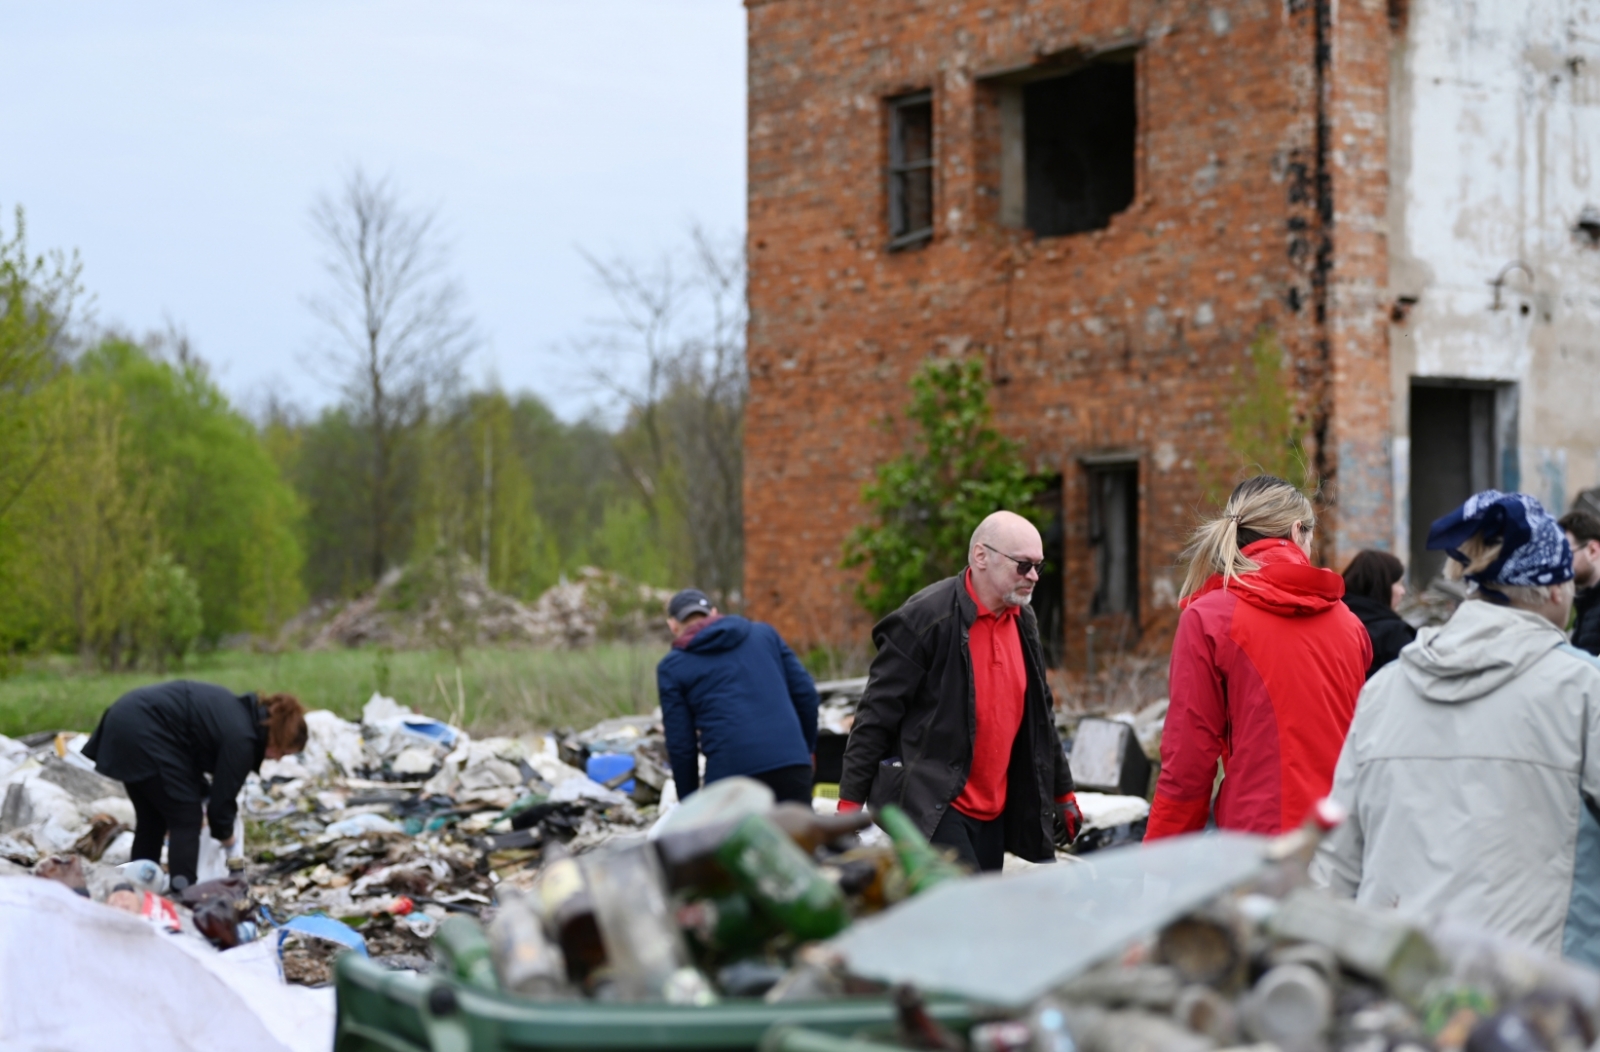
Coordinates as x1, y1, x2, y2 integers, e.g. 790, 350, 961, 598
877, 805, 966, 895
714, 814, 850, 941
679, 889, 784, 956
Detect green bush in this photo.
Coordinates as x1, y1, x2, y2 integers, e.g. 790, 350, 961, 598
132, 554, 204, 670
843, 357, 1045, 620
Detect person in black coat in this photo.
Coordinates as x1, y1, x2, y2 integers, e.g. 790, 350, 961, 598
83, 681, 307, 890
1341, 550, 1417, 679
1559, 510, 1600, 656
837, 511, 1077, 871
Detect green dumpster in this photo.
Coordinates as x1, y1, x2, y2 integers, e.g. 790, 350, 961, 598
333, 952, 978, 1052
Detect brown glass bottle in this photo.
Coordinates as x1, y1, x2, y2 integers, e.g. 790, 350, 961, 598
533, 849, 606, 983
767, 803, 876, 853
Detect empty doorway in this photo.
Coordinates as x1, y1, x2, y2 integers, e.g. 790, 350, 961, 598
1032, 475, 1066, 668
1408, 381, 1516, 587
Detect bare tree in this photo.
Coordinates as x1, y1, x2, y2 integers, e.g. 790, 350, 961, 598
307, 169, 475, 585
580, 228, 747, 603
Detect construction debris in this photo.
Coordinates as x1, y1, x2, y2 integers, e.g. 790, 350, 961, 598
4, 683, 1598, 1052
278, 558, 674, 651
341, 811, 1600, 1052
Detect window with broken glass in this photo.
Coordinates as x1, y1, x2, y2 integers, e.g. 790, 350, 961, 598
887, 92, 934, 249
992, 54, 1138, 238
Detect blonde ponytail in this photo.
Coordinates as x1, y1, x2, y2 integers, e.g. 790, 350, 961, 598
1180, 475, 1316, 599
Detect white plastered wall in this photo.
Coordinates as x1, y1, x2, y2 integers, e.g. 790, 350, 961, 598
1389, 0, 1600, 555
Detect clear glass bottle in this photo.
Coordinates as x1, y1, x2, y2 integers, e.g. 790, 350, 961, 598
488, 887, 569, 999
582, 842, 707, 1001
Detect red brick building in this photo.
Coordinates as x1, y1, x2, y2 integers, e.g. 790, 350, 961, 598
743, 0, 1395, 665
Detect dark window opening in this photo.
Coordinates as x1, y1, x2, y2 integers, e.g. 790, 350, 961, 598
888, 92, 934, 248
1032, 476, 1065, 668
1014, 61, 1136, 237
1088, 463, 1138, 618
1408, 381, 1517, 588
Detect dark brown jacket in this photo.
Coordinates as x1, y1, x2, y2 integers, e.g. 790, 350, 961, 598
839, 574, 1072, 861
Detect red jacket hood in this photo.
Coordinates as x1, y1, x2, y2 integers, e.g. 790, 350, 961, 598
1182, 538, 1346, 617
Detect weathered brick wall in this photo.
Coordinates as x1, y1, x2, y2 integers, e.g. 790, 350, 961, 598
745, 0, 1391, 659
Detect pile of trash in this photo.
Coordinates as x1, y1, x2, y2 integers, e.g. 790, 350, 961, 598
279, 559, 674, 651
0, 693, 674, 988
373, 807, 1600, 1052
823, 816, 1600, 1052
234, 695, 675, 973
0, 731, 140, 874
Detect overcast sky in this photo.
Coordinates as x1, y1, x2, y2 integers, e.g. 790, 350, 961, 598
0, 1, 746, 421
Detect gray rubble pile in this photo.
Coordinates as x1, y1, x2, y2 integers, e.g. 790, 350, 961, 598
241, 693, 665, 965
278, 560, 675, 651
811, 827, 1600, 1052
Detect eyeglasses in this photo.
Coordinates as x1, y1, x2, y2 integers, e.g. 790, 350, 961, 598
982, 543, 1044, 577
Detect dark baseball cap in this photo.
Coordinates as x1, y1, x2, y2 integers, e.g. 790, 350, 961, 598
668, 589, 715, 620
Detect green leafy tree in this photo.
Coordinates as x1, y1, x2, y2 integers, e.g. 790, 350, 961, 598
4, 373, 164, 667
844, 357, 1045, 619
132, 554, 204, 670
76, 341, 305, 639
413, 389, 559, 599
282, 405, 396, 600
0, 205, 82, 527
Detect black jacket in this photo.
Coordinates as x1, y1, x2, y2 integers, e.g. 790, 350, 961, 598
1573, 585, 1600, 657
1341, 594, 1417, 680
839, 574, 1072, 862
83, 680, 266, 836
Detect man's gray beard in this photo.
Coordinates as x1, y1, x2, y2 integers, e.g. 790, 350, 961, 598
1003, 589, 1033, 607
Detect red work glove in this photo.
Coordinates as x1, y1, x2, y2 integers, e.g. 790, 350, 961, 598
1055, 793, 1083, 847
836, 799, 864, 813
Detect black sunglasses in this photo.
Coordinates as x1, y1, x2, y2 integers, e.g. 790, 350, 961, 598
982, 543, 1043, 577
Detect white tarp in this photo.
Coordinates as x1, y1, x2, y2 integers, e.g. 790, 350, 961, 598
0, 877, 334, 1052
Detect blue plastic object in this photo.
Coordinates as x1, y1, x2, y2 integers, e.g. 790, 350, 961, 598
396, 717, 457, 748
585, 753, 636, 793
279, 913, 369, 956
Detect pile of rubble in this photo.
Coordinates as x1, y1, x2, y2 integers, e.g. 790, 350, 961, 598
7, 688, 1597, 1052
0, 693, 672, 987
341, 794, 1600, 1052
810, 820, 1600, 1052
278, 560, 673, 651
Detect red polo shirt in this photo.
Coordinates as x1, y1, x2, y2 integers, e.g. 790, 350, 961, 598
951, 570, 1028, 822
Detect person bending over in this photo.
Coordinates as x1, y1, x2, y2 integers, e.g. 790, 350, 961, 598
84, 681, 306, 890
656, 589, 820, 804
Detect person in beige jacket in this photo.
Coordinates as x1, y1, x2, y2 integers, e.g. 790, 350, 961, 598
1312, 491, 1600, 966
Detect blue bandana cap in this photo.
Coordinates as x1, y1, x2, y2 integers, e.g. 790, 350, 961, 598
1426, 490, 1573, 597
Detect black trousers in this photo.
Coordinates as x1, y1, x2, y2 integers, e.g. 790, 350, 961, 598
125, 777, 203, 889
747, 764, 815, 805
931, 806, 1006, 873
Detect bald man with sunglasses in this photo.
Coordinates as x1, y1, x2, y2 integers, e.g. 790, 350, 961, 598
837, 510, 1080, 871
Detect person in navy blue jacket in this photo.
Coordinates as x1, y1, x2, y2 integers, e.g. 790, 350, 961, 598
656, 589, 820, 804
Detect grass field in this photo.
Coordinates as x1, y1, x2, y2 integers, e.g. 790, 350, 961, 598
0, 644, 665, 739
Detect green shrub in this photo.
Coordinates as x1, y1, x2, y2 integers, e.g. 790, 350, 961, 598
132, 554, 204, 670
843, 357, 1045, 620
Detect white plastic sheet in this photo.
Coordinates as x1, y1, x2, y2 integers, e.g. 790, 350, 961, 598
0, 876, 333, 1052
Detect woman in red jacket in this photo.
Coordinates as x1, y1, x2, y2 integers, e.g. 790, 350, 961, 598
1145, 475, 1370, 839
